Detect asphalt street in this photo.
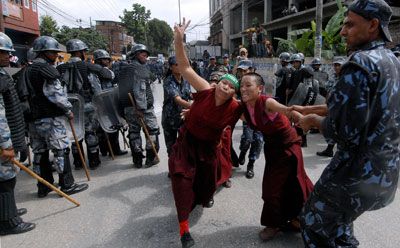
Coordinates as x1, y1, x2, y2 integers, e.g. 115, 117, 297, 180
1, 82, 400, 248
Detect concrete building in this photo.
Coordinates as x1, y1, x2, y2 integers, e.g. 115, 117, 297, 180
95, 20, 134, 56
0, 0, 40, 61
209, 0, 400, 56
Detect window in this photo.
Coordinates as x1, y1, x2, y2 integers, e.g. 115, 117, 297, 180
24, 0, 29, 8
32, 0, 37, 12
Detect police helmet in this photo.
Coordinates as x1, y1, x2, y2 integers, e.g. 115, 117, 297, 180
279, 52, 291, 63
0, 32, 15, 52
290, 53, 302, 62
66, 39, 89, 53
297, 52, 305, 61
130, 44, 149, 57
32, 36, 63, 52
93, 49, 111, 61
311, 58, 321, 65
27, 48, 37, 61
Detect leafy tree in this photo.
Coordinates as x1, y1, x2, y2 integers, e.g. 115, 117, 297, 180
120, 3, 151, 44
53, 26, 108, 52
147, 18, 173, 55
275, 0, 347, 59
40, 15, 59, 36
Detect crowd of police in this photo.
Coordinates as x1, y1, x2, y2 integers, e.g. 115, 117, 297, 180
1, 0, 400, 242
0, 31, 165, 235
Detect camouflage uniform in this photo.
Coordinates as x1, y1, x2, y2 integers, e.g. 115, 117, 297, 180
119, 57, 160, 168
300, 36, 400, 248
121, 60, 160, 167
161, 74, 191, 155
57, 55, 112, 169
28, 57, 79, 194
0, 89, 15, 181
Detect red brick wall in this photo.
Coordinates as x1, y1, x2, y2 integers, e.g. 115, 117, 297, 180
4, 0, 39, 36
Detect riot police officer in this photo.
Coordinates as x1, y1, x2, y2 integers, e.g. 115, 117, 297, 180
275, 52, 291, 104
28, 36, 88, 197
0, 32, 35, 235
117, 44, 160, 168
310, 58, 329, 97
57, 39, 113, 170
93, 49, 127, 157
287, 53, 313, 147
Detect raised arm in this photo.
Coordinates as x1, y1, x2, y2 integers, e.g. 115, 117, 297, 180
174, 18, 210, 92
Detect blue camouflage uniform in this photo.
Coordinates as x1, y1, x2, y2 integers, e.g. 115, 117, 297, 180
121, 59, 160, 167
30, 58, 72, 176
0, 90, 15, 181
161, 74, 191, 155
239, 122, 264, 162
300, 40, 400, 247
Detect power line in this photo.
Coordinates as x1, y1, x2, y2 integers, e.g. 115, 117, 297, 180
39, 0, 90, 26
37, 5, 81, 28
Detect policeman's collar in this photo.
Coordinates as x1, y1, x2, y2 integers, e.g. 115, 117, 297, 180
69, 57, 82, 63
356, 40, 386, 52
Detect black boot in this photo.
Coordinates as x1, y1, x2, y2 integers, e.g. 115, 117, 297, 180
36, 151, 53, 198
132, 151, 144, 168
72, 141, 85, 170
238, 150, 247, 165
145, 149, 159, 168
110, 132, 128, 156
316, 144, 334, 157
204, 197, 214, 208
181, 232, 195, 248
0, 222, 36, 236
246, 159, 255, 179
59, 149, 89, 196
88, 149, 101, 170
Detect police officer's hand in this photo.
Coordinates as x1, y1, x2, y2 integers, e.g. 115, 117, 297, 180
19, 149, 28, 163
66, 111, 74, 120
136, 111, 144, 120
0, 147, 15, 161
181, 109, 190, 120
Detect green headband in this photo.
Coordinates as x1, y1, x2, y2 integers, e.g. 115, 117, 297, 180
219, 73, 239, 90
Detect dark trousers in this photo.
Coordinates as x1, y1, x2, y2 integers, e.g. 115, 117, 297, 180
163, 127, 178, 156
0, 177, 21, 231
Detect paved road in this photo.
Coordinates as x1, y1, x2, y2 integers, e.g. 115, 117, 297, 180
1, 83, 400, 248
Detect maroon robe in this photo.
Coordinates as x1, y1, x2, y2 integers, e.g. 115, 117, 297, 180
243, 95, 314, 227
169, 88, 242, 221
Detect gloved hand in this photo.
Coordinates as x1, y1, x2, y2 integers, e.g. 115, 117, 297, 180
18, 149, 28, 163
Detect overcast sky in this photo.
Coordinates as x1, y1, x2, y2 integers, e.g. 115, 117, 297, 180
38, 0, 210, 41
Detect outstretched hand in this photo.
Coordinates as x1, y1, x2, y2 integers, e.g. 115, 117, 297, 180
174, 18, 191, 42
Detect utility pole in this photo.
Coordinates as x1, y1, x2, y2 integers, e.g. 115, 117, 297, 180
178, 0, 181, 25
315, 0, 323, 59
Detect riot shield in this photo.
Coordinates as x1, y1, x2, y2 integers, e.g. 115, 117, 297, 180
117, 64, 135, 112
66, 93, 84, 141
92, 87, 126, 133
288, 82, 325, 106
313, 71, 329, 89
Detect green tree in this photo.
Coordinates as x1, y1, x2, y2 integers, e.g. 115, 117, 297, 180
147, 18, 173, 55
119, 3, 151, 44
54, 26, 108, 52
39, 15, 59, 36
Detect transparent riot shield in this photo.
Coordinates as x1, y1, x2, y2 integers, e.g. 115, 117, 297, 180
66, 93, 85, 141
92, 86, 126, 133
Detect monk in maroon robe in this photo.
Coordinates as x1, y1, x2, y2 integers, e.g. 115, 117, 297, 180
240, 72, 314, 241
170, 19, 243, 248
